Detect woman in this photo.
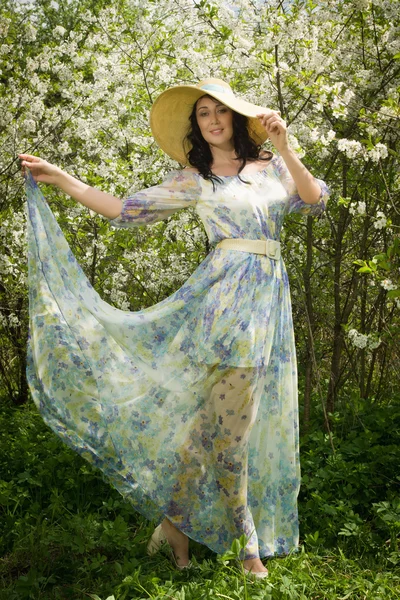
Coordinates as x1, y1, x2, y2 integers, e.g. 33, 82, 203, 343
19, 78, 329, 578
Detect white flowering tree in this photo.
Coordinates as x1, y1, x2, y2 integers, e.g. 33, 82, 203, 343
1, 0, 399, 424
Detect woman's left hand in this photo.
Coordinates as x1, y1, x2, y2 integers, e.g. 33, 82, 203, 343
256, 111, 288, 153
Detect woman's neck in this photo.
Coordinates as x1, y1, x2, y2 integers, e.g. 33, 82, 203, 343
209, 146, 242, 175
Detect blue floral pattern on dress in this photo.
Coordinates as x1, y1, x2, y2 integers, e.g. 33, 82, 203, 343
26, 154, 329, 559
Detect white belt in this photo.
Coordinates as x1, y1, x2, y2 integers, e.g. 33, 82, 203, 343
216, 238, 281, 260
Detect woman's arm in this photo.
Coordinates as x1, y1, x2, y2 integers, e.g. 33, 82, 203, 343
19, 154, 200, 227
256, 112, 322, 204
51, 170, 122, 218
278, 146, 322, 205
19, 154, 122, 218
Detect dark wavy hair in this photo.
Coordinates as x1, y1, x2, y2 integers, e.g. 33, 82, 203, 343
184, 95, 272, 189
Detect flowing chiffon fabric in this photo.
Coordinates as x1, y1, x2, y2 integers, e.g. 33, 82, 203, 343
26, 155, 329, 559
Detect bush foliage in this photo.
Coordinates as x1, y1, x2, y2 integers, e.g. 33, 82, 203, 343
0, 397, 399, 598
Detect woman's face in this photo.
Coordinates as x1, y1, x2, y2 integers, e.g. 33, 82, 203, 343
195, 96, 234, 149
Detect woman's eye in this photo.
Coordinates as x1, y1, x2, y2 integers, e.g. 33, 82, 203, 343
199, 112, 208, 117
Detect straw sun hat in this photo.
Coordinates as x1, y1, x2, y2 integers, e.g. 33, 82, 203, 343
149, 78, 271, 165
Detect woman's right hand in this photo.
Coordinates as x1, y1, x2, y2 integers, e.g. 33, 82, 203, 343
18, 154, 62, 185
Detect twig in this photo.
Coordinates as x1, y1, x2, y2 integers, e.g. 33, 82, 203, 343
292, 260, 335, 452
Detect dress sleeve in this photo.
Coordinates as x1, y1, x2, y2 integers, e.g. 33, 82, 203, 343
273, 155, 330, 217
109, 170, 200, 228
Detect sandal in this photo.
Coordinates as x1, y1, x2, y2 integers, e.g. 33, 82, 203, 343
243, 566, 269, 579
237, 560, 269, 579
147, 524, 192, 570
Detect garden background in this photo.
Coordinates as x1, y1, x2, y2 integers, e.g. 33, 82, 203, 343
0, 0, 399, 598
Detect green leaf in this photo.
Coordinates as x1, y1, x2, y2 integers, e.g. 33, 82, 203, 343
338, 195, 351, 207
379, 262, 392, 271
373, 253, 388, 262
231, 538, 241, 556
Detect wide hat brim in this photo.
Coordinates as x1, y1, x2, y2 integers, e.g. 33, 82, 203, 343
150, 84, 270, 165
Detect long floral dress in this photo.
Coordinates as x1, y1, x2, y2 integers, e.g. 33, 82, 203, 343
26, 154, 329, 560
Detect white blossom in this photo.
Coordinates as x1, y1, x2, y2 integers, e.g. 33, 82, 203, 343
374, 211, 387, 230
368, 338, 382, 350
23, 119, 36, 133
25, 23, 37, 42
320, 129, 336, 147
355, 0, 370, 10
53, 25, 67, 37
349, 202, 366, 216
58, 141, 73, 156
357, 201, 366, 216
381, 279, 397, 291
0, 313, 20, 328
343, 89, 355, 104
348, 329, 368, 349
0, 44, 11, 56
286, 133, 305, 158
337, 139, 363, 159
327, 129, 336, 141
368, 143, 388, 163
348, 329, 381, 351
0, 17, 10, 37
366, 125, 378, 136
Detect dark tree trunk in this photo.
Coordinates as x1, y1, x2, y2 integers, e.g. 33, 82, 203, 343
302, 216, 315, 431
326, 160, 348, 415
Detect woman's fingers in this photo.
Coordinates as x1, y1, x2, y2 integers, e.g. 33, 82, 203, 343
256, 112, 286, 133
18, 153, 39, 163
18, 153, 39, 159
256, 112, 288, 151
256, 110, 281, 120
18, 154, 46, 174
17, 155, 60, 184
18, 154, 48, 173
269, 118, 284, 132
18, 154, 45, 181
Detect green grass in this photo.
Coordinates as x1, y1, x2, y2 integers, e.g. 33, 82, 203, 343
2, 534, 399, 599
0, 399, 399, 599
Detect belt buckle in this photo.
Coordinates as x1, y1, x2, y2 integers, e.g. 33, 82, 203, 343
266, 240, 280, 260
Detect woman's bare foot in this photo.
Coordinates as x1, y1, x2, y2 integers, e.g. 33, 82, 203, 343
243, 557, 268, 574
161, 518, 190, 567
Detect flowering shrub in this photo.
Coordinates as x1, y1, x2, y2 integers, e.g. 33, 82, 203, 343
0, 0, 399, 413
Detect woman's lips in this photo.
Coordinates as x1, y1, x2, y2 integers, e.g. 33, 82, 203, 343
210, 129, 223, 134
